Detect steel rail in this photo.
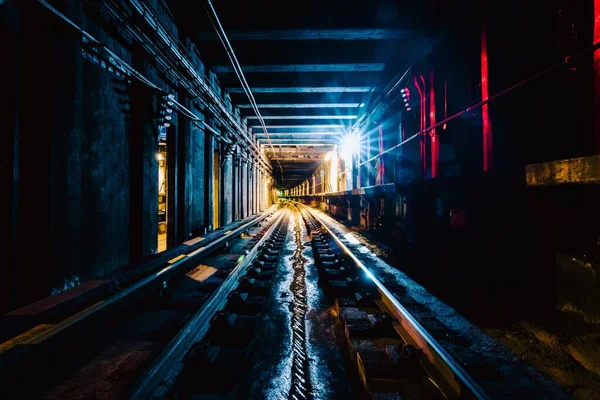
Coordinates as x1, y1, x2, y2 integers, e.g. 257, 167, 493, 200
129, 208, 288, 399
303, 205, 491, 400
0, 207, 278, 369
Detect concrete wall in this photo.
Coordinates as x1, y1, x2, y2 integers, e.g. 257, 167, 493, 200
178, 100, 206, 240
0, 0, 272, 312
4, 1, 139, 307
300, 175, 557, 323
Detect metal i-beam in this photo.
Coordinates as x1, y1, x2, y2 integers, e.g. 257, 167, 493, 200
197, 29, 406, 41
251, 125, 345, 129
254, 128, 342, 134
247, 115, 357, 120
255, 132, 342, 136
239, 103, 365, 108
263, 143, 334, 146
259, 139, 338, 144
257, 134, 339, 141
227, 87, 374, 93
213, 64, 385, 73
267, 158, 324, 161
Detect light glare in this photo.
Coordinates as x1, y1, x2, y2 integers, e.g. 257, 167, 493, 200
339, 132, 360, 161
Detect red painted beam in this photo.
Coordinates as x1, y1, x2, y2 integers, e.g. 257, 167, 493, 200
420, 74, 427, 178
594, 0, 600, 153
430, 69, 438, 178
414, 76, 427, 179
481, 24, 493, 171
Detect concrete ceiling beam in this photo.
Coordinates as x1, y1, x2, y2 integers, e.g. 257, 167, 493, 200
239, 103, 364, 108
247, 115, 356, 120
213, 63, 385, 73
226, 87, 374, 93
196, 29, 407, 41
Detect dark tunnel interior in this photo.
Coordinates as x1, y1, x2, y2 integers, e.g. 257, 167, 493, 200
1, 0, 600, 399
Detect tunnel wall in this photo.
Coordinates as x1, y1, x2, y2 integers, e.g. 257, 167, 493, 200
0, 0, 273, 312
286, 0, 599, 323
299, 175, 557, 323
178, 100, 206, 240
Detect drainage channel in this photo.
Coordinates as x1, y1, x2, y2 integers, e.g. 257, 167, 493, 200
139, 204, 356, 399
288, 213, 311, 400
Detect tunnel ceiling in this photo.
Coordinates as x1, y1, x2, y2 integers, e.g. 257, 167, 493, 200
169, 0, 443, 189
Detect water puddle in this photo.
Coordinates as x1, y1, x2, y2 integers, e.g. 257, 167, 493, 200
288, 214, 311, 400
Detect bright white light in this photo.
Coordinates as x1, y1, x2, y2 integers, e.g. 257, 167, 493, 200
324, 151, 332, 161
155, 152, 164, 161
339, 132, 360, 162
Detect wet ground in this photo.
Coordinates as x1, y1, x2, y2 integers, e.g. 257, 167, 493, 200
330, 211, 600, 399
240, 209, 354, 399
306, 207, 572, 399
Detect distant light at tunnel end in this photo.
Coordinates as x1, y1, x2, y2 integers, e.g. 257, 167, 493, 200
339, 130, 361, 161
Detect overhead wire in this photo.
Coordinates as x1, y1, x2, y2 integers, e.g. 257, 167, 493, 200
126, 0, 268, 168
352, 34, 444, 137
203, 0, 284, 182
293, 39, 600, 194
37, 0, 267, 170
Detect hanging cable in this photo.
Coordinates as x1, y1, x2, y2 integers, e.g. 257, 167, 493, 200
38, 0, 270, 171
203, 0, 284, 182
352, 34, 444, 136
291, 39, 600, 194
203, 0, 279, 165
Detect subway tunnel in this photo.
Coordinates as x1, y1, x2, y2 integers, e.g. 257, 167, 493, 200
1, 0, 600, 398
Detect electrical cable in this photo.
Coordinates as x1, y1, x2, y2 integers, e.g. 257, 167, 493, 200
292, 40, 600, 193
203, 0, 284, 182
168, 98, 232, 144
136, 0, 273, 170
37, 0, 267, 171
352, 34, 444, 136
126, 0, 269, 167
203, 0, 278, 161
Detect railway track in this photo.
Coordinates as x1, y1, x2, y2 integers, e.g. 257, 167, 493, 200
0, 207, 285, 399
2, 202, 493, 399
299, 205, 490, 399
134, 202, 490, 399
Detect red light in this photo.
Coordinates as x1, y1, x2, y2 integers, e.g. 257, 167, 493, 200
481, 24, 492, 171
430, 69, 438, 178
594, 0, 600, 152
